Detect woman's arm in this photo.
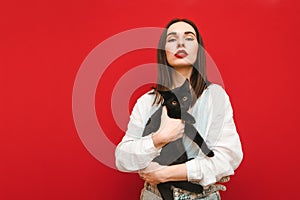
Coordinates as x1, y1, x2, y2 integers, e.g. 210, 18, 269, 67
139, 162, 187, 185
115, 93, 185, 172
140, 85, 243, 186
115, 94, 159, 172
185, 85, 243, 186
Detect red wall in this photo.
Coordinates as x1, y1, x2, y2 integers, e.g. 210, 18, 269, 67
1, 0, 300, 199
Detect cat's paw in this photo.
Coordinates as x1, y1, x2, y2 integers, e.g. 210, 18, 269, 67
206, 151, 214, 157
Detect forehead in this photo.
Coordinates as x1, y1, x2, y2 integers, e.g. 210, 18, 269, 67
167, 21, 196, 35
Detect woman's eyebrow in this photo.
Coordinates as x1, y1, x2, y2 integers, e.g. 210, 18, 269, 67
184, 31, 196, 36
167, 32, 177, 36
167, 31, 196, 37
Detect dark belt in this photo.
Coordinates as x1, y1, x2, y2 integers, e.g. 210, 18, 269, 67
145, 181, 226, 199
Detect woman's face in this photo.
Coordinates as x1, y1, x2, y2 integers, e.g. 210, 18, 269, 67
165, 21, 199, 68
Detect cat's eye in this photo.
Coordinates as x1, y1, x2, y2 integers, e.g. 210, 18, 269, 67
171, 101, 177, 106
182, 96, 188, 101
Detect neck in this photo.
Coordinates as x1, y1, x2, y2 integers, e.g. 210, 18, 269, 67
172, 66, 193, 88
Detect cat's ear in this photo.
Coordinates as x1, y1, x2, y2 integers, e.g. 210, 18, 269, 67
157, 90, 172, 99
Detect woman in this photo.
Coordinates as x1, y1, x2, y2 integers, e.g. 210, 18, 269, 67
115, 18, 243, 200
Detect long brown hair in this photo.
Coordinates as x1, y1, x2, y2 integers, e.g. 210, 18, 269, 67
153, 18, 210, 105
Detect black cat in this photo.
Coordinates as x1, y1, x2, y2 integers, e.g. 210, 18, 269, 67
142, 80, 214, 200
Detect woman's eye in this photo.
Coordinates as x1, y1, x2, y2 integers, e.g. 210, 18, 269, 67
185, 37, 194, 41
182, 96, 188, 101
167, 38, 176, 42
171, 101, 177, 105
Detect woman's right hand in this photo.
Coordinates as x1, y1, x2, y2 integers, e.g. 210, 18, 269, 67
152, 106, 185, 149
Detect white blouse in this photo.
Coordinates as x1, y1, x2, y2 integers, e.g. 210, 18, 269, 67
115, 84, 243, 186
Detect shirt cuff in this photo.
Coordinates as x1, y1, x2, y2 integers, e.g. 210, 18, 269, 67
186, 158, 203, 182
186, 158, 217, 186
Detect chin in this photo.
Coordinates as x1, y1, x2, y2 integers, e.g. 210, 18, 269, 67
171, 61, 194, 68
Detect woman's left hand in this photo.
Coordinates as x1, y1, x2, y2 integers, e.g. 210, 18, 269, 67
139, 162, 168, 186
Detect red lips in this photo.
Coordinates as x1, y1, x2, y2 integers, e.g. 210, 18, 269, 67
174, 50, 188, 58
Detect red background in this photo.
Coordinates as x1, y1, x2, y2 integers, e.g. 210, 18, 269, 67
1, 0, 300, 199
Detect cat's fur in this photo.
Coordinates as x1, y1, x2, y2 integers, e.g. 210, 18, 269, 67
142, 80, 214, 200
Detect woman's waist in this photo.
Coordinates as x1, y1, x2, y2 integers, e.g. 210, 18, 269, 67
144, 181, 226, 199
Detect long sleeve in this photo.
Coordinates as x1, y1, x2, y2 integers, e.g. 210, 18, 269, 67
185, 84, 243, 186
115, 84, 243, 184
115, 92, 161, 172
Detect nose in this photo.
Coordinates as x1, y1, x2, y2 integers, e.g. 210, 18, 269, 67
177, 37, 185, 48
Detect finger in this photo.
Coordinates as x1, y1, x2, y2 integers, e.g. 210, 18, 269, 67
213, 184, 227, 191
177, 126, 184, 134
158, 107, 167, 128
139, 170, 145, 176
162, 106, 168, 114
161, 106, 168, 120
139, 174, 144, 180
218, 176, 230, 183
149, 182, 157, 186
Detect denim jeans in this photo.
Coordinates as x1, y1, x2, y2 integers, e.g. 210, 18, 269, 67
195, 191, 220, 200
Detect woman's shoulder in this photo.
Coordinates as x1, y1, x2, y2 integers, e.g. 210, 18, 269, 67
132, 89, 159, 117
206, 83, 228, 96
205, 83, 230, 104
207, 83, 225, 92
134, 89, 157, 108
